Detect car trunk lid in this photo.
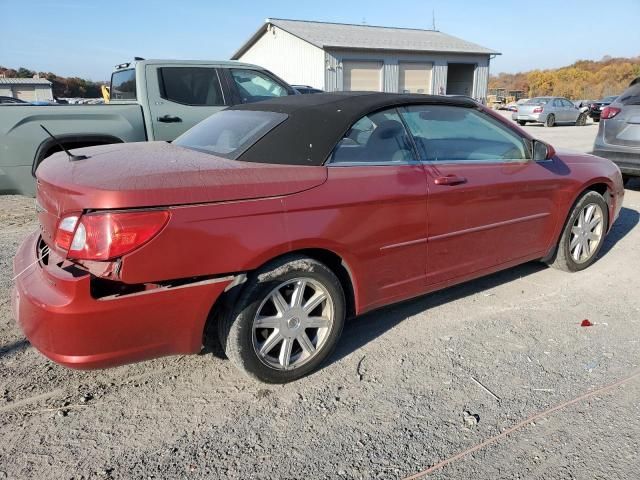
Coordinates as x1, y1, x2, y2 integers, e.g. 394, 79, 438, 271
35, 141, 327, 247
603, 105, 640, 148
516, 102, 545, 115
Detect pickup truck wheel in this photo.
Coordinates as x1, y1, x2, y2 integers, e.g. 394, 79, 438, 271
547, 191, 608, 272
219, 255, 345, 383
545, 114, 556, 127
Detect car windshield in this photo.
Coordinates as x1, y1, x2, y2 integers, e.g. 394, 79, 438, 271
603, 95, 618, 102
528, 97, 552, 104
173, 110, 288, 160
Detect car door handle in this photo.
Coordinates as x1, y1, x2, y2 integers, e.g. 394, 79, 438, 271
157, 115, 182, 123
434, 175, 467, 186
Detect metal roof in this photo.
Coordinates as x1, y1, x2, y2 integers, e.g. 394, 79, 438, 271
0, 77, 52, 85
232, 18, 500, 59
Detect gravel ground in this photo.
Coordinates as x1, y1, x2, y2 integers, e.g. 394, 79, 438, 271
1, 123, 639, 479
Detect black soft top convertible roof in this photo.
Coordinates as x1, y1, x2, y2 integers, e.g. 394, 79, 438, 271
232, 92, 477, 166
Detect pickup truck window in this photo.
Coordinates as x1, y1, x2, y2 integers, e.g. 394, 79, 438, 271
158, 67, 225, 106
173, 110, 287, 160
111, 69, 136, 100
231, 69, 289, 104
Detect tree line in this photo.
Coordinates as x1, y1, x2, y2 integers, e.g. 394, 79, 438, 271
0, 66, 106, 98
489, 55, 640, 100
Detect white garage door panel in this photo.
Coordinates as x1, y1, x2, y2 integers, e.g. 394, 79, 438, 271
399, 63, 432, 94
343, 61, 382, 92
13, 87, 36, 101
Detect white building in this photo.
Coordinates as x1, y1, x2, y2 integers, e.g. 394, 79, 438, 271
0, 77, 53, 102
232, 18, 500, 100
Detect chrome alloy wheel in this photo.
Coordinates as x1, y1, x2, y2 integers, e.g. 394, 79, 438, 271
252, 278, 334, 371
570, 203, 604, 263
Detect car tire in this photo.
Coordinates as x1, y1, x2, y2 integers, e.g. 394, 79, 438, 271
517, 120, 527, 126
622, 174, 633, 187
219, 255, 346, 383
545, 114, 556, 127
576, 113, 587, 126
547, 191, 608, 272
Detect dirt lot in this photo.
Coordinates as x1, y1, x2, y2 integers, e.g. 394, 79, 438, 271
1, 121, 639, 479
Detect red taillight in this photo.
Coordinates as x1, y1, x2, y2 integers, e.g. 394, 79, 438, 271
56, 210, 170, 260
601, 106, 621, 119
533, 106, 543, 113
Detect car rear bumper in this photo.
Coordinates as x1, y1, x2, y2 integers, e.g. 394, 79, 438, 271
512, 113, 543, 122
593, 146, 640, 175
12, 231, 233, 369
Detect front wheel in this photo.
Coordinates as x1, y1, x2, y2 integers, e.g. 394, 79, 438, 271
547, 191, 608, 272
219, 255, 346, 383
545, 114, 556, 127
576, 113, 587, 126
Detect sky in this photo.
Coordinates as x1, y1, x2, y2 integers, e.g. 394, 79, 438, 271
1, 0, 639, 81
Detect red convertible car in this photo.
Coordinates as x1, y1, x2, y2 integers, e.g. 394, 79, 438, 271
13, 93, 624, 383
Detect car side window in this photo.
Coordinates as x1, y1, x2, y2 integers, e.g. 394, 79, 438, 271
400, 105, 530, 162
562, 99, 574, 108
158, 67, 224, 106
230, 69, 289, 104
618, 83, 640, 105
329, 108, 415, 164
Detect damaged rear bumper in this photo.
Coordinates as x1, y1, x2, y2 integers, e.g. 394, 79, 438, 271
12, 231, 233, 369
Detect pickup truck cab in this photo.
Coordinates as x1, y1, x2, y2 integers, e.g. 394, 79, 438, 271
0, 59, 296, 195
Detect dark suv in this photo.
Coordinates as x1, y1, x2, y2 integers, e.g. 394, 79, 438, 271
593, 78, 640, 185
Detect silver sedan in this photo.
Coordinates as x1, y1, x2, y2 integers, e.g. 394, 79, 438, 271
512, 96, 587, 127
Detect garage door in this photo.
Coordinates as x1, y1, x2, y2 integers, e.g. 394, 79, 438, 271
12, 87, 36, 101
343, 61, 382, 92
398, 62, 432, 94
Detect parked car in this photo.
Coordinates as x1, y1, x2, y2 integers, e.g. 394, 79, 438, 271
589, 95, 619, 122
292, 85, 323, 94
13, 93, 624, 383
574, 99, 596, 113
512, 96, 587, 127
0, 96, 28, 104
504, 98, 529, 112
593, 78, 640, 185
0, 59, 296, 195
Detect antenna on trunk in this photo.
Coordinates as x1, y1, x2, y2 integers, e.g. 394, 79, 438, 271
40, 125, 89, 161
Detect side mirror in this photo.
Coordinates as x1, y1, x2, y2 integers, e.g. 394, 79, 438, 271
533, 140, 555, 161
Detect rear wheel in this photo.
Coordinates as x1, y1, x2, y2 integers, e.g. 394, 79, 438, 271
548, 191, 608, 272
517, 120, 527, 126
576, 113, 587, 126
219, 255, 346, 383
545, 114, 556, 127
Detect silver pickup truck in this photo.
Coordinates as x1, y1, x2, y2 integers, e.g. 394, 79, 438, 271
0, 59, 295, 195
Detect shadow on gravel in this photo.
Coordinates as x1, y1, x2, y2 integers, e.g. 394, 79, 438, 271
0, 339, 30, 359
328, 261, 547, 368
328, 206, 639, 370
599, 206, 639, 257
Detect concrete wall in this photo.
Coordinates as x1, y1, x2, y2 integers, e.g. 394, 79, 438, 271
237, 25, 326, 89
325, 50, 491, 100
